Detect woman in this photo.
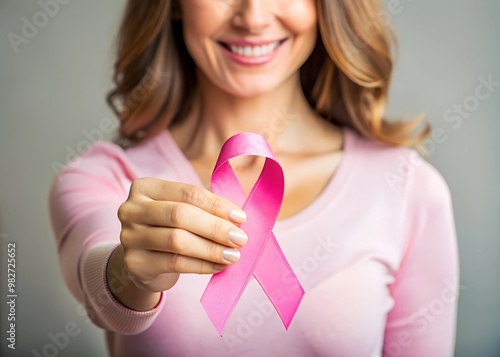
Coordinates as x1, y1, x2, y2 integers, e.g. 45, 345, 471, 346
49, 0, 459, 356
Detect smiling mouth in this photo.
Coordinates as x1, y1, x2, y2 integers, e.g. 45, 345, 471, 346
219, 39, 287, 58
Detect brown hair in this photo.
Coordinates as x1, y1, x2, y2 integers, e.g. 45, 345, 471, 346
107, 0, 429, 147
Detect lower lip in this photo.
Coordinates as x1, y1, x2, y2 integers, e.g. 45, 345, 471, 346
220, 42, 285, 66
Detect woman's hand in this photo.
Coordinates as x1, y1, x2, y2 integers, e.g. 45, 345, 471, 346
107, 177, 247, 311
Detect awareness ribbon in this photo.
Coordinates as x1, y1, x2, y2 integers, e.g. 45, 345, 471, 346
201, 132, 305, 335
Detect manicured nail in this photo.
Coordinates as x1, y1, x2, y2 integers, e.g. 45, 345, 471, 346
214, 264, 226, 272
229, 209, 247, 224
228, 229, 248, 246
223, 248, 241, 263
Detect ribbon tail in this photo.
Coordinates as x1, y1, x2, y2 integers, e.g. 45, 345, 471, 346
253, 233, 305, 329
201, 267, 248, 336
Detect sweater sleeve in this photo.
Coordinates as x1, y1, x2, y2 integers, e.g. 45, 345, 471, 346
383, 161, 459, 357
48, 144, 165, 335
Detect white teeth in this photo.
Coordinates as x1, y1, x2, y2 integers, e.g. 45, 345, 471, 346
229, 42, 280, 58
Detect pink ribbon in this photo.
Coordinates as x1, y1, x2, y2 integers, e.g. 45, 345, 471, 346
201, 132, 305, 335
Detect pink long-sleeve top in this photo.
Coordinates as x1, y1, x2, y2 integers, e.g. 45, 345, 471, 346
49, 126, 459, 357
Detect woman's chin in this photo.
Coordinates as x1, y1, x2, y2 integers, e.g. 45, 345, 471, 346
218, 78, 286, 99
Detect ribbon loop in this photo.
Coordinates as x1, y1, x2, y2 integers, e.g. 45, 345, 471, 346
201, 132, 304, 335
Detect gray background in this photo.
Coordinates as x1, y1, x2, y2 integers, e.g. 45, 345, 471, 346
0, 0, 499, 356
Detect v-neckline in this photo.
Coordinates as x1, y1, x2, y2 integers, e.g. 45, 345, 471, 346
153, 126, 354, 232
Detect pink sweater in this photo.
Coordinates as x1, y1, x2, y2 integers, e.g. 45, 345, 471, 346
49, 126, 459, 357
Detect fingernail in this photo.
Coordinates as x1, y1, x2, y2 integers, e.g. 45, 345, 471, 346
228, 229, 248, 246
229, 209, 247, 224
214, 264, 226, 272
223, 248, 241, 263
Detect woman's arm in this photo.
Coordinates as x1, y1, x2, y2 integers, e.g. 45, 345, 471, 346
49, 144, 248, 335
383, 162, 460, 357
49, 153, 166, 335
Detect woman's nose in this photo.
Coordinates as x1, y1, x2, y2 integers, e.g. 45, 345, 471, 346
231, 0, 273, 33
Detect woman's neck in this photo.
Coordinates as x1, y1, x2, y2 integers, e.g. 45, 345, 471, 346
170, 70, 328, 160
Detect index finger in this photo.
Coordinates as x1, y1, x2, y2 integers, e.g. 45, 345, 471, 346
132, 178, 247, 224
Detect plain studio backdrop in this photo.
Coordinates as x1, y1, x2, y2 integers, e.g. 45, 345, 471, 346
0, 1, 499, 356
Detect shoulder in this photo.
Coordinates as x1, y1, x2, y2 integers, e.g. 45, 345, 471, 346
50, 131, 174, 203
345, 127, 452, 200
53, 130, 173, 186
48, 142, 135, 216
54, 141, 137, 189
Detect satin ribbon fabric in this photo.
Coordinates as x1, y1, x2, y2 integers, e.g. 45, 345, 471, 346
201, 132, 305, 335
